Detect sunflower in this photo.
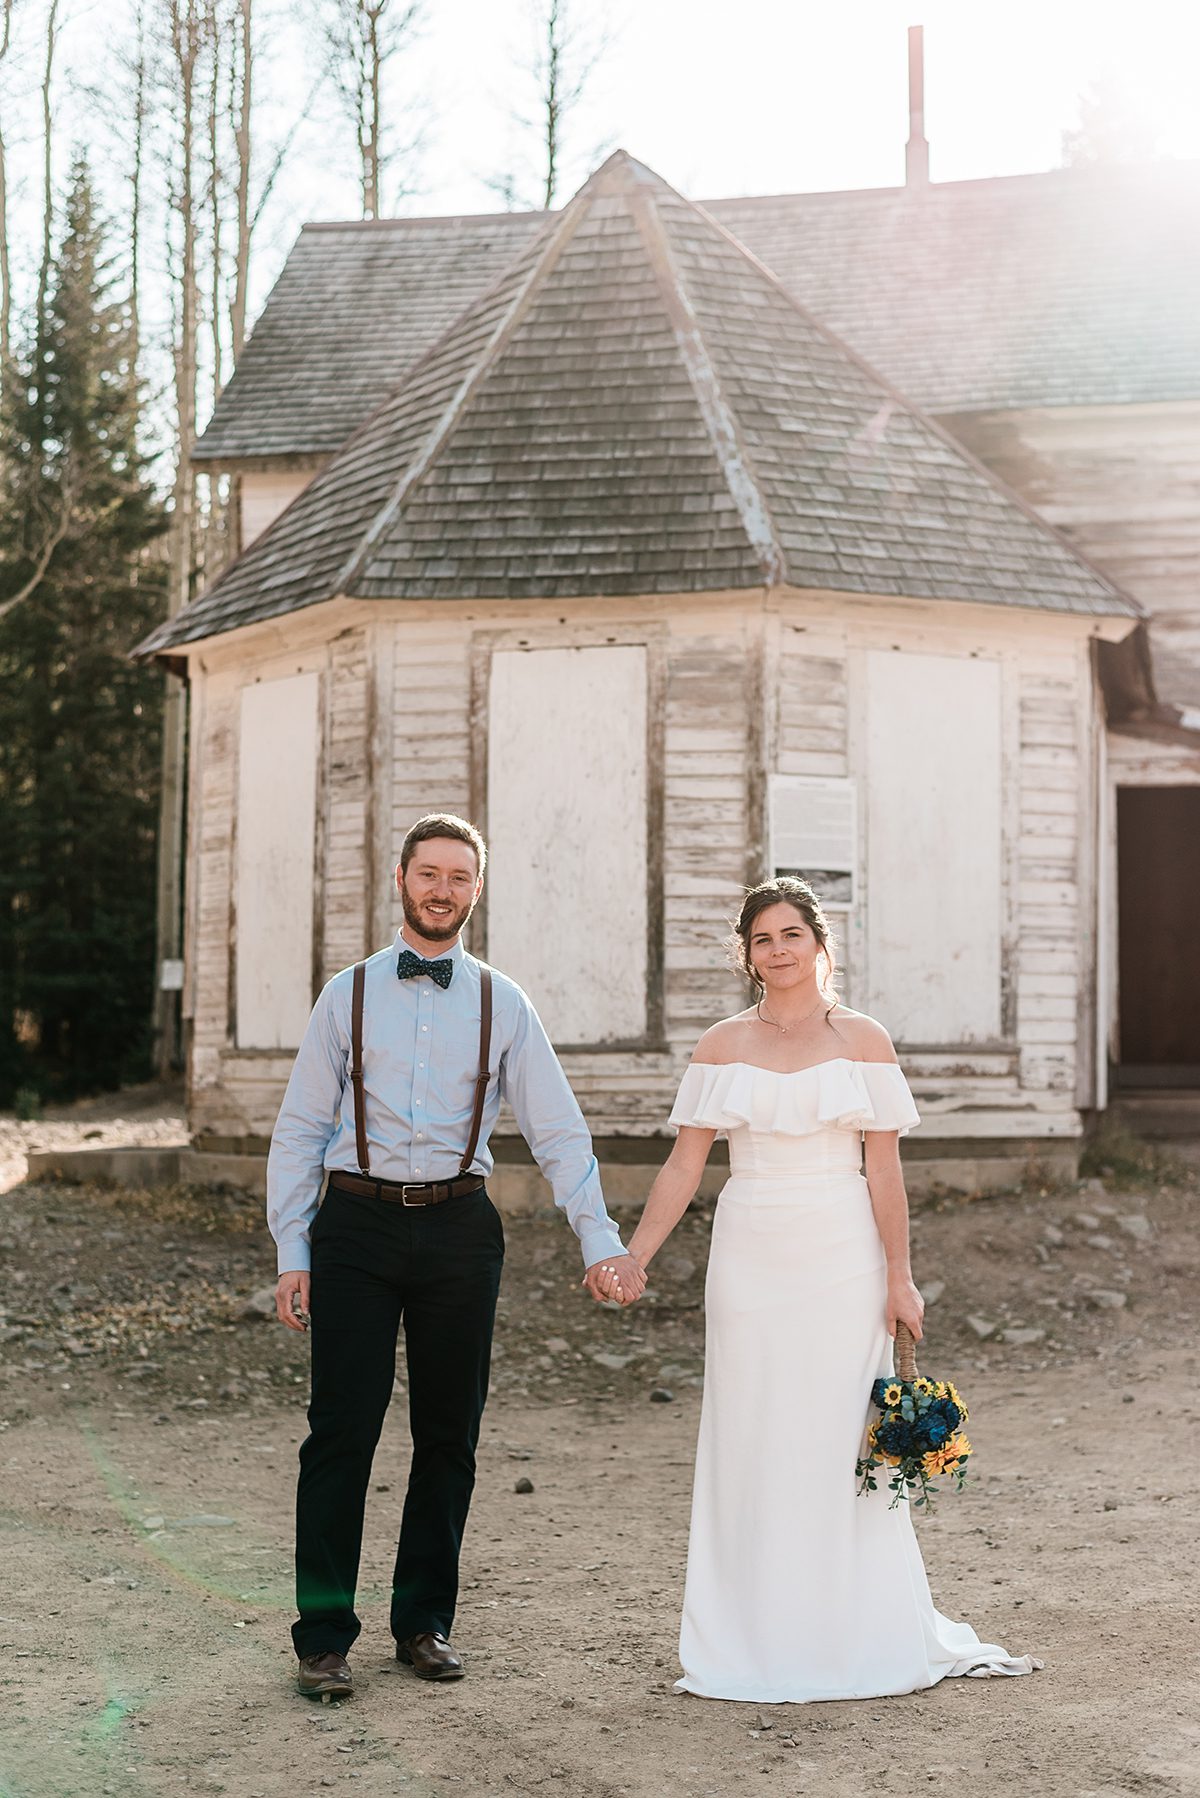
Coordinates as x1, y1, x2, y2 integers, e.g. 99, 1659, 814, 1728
920, 1433, 972, 1478
882, 1383, 903, 1407
943, 1383, 970, 1423
913, 1377, 934, 1397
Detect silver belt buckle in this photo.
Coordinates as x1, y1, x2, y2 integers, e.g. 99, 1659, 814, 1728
400, 1183, 423, 1206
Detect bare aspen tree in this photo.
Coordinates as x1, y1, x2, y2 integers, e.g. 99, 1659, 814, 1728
127, 0, 152, 372
36, 0, 62, 342
207, 0, 224, 409
0, 0, 14, 376
230, 0, 251, 360
490, 0, 609, 211
538, 0, 566, 209
152, 0, 204, 1075
321, 0, 422, 219
165, 0, 201, 600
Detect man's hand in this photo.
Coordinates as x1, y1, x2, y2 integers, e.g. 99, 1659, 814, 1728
276, 1269, 311, 1332
581, 1254, 646, 1307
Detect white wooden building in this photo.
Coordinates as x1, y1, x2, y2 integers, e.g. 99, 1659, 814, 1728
140, 149, 1179, 1193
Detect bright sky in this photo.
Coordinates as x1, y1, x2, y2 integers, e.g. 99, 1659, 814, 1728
9, 0, 1196, 435
404, 0, 1200, 210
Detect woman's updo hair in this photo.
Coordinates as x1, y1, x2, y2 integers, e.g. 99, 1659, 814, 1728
728, 876, 839, 1006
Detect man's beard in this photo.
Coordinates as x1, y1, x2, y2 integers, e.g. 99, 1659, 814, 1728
400, 884, 476, 944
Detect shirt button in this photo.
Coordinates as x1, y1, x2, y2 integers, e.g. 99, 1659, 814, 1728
421, 1025, 428, 1032
416, 1132, 423, 1141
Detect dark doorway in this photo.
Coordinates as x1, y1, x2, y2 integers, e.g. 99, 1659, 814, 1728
1116, 786, 1200, 1082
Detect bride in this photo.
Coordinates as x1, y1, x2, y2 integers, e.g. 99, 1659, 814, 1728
603, 877, 1038, 1703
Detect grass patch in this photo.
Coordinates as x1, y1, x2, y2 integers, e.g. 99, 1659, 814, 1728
22, 1177, 265, 1236
1079, 1126, 1190, 1189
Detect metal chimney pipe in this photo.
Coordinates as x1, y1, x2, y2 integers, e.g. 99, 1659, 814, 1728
906, 24, 930, 186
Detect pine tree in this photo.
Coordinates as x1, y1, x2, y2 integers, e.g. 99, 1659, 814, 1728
0, 158, 168, 1105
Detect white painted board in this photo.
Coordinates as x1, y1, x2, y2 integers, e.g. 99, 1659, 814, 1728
487, 645, 648, 1045
769, 774, 857, 907
864, 650, 1002, 1044
236, 672, 320, 1049
239, 470, 311, 548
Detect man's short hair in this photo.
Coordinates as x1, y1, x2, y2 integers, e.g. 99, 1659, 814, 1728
400, 814, 488, 876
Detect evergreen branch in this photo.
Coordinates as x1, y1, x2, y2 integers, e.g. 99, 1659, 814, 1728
0, 462, 78, 623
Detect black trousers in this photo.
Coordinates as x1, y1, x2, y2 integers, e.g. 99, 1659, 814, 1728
292, 1177, 505, 1659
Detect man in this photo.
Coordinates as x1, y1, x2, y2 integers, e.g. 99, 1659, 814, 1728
269, 813, 645, 1699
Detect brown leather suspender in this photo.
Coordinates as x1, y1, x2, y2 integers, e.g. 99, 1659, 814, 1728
350, 960, 370, 1175
460, 964, 493, 1176
349, 959, 493, 1181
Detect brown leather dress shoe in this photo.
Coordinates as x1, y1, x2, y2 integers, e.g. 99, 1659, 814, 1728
297, 1651, 354, 1699
395, 1632, 464, 1680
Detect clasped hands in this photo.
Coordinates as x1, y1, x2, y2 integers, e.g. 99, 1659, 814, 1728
581, 1253, 646, 1307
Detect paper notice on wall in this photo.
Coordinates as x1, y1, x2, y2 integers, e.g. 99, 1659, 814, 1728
768, 775, 857, 908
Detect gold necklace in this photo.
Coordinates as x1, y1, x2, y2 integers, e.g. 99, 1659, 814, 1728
757, 993, 827, 1035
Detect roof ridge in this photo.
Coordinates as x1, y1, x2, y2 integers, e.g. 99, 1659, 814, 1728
629, 186, 785, 586
300, 209, 552, 232
687, 194, 1141, 617
705, 157, 1200, 211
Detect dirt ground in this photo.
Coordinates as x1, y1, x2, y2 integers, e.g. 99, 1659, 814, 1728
1, 1114, 1198, 1798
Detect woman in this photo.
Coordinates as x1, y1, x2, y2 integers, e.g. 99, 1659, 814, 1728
610, 877, 1037, 1703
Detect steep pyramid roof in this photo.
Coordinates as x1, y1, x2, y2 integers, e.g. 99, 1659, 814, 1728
139, 152, 1133, 656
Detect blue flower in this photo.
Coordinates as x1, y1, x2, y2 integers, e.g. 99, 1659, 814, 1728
875, 1417, 916, 1459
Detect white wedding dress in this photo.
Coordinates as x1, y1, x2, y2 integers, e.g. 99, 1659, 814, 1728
669, 1057, 1039, 1704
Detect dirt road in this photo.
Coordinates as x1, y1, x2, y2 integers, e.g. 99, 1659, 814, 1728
1, 1135, 1197, 1798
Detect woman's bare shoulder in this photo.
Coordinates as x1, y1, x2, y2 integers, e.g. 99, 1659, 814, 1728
830, 1006, 898, 1064
690, 1012, 757, 1066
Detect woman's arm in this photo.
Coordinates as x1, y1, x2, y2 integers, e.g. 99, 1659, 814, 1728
625, 1125, 716, 1274
863, 1130, 925, 1341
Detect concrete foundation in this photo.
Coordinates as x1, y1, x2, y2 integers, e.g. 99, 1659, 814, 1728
24, 1135, 1080, 1209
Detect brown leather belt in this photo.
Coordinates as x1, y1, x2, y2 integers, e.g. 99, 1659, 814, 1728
329, 1171, 484, 1207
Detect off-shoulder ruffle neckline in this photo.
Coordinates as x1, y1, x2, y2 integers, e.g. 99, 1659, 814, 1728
669, 1057, 920, 1137
692, 1056, 890, 1079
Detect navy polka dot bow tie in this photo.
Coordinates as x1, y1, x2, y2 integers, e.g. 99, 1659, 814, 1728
397, 948, 454, 989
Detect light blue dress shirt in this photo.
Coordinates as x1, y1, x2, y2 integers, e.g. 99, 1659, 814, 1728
266, 931, 627, 1276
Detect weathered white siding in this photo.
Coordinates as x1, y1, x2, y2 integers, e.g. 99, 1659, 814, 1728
185, 609, 377, 1142
235, 673, 320, 1049
487, 644, 649, 1046
390, 622, 472, 938
323, 628, 373, 974
863, 648, 1003, 1044
180, 588, 1117, 1153
772, 593, 1114, 1137
947, 402, 1200, 710
239, 471, 313, 549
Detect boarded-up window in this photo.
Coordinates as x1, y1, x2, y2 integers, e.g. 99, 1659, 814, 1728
488, 645, 648, 1045
236, 673, 320, 1049
864, 650, 1002, 1044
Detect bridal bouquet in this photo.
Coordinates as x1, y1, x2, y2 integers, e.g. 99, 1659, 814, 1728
855, 1369, 972, 1512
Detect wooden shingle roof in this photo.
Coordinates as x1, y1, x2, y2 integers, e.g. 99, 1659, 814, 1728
139, 153, 1133, 657
716, 162, 1200, 415
192, 161, 1200, 470
194, 212, 546, 465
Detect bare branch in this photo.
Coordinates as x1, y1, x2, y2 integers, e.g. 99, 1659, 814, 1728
248, 67, 326, 238
0, 461, 79, 624
317, 0, 423, 218
487, 0, 610, 211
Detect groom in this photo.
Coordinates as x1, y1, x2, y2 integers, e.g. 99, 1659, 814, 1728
268, 813, 645, 1698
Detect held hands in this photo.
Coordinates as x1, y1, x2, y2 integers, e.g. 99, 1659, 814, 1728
582, 1253, 647, 1307
276, 1269, 311, 1332
886, 1272, 925, 1343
